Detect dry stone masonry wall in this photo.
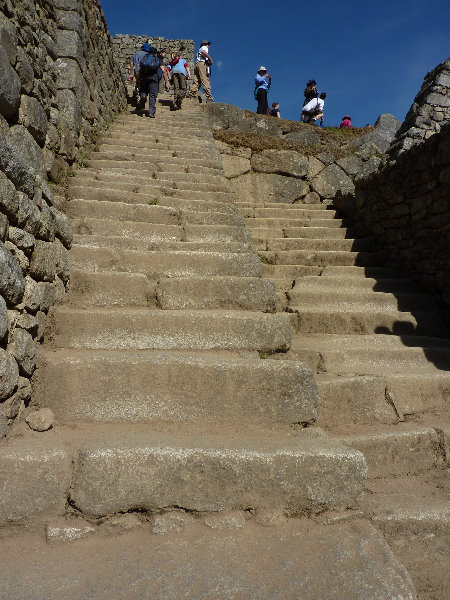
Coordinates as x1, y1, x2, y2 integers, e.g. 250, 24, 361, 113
388, 57, 450, 158
112, 34, 194, 82
0, 0, 126, 437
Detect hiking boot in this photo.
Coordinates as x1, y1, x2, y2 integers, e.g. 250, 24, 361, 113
137, 98, 146, 110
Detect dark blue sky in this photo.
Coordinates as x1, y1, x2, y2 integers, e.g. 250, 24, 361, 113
102, 0, 449, 126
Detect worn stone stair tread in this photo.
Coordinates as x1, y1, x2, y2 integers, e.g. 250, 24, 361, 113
259, 249, 385, 267
288, 289, 437, 311
0, 519, 417, 600
253, 226, 351, 240
69, 185, 232, 205
238, 207, 338, 219
71, 176, 229, 194
290, 307, 444, 336
69, 246, 262, 278
0, 424, 366, 518
266, 237, 371, 251
67, 198, 181, 224
48, 306, 292, 351
73, 169, 228, 187
86, 158, 223, 175
320, 265, 406, 278
294, 275, 419, 292
262, 264, 323, 278
333, 423, 445, 479
35, 349, 318, 423
245, 217, 346, 229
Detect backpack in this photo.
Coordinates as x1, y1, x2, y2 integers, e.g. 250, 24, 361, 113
140, 52, 160, 75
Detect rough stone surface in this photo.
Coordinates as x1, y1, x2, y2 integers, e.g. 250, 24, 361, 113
18, 94, 48, 145
0, 44, 20, 117
26, 407, 54, 431
251, 149, 308, 178
0, 240, 24, 304
311, 163, 355, 198
0, 347, 18, 400
8, 326, 36, 376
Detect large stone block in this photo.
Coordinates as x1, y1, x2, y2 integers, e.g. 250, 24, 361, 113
251, 149, 308, 178
221, 154, 251, 179
17, 192, 41, 236
8, 327, 36, 376
29, 239, 58, 282
0, 12, 18, 65
0, 294, 7, 339
55, 29, 84, 64
0, 437, 71, 523
56, 89, 82, 136
0, 348, 18, 401
0, 45, 20, 117
0, 240, 25, 304
311, 163, 355, 198
18, 94, 48, 145
0, 169, 19, 218
15, 47, 35, 94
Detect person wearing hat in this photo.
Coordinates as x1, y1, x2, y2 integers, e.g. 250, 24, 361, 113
254, 66, 272, 115
189, 40, 214, 102
128, 43, 149, 104
340, 115, 352, 128
136, 44, 169, 118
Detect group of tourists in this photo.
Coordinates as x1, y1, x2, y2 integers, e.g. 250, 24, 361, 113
129, 40, 214, 117
129, 40, 358, 128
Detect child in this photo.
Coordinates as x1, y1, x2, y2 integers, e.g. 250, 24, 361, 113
270, 102, 281, 118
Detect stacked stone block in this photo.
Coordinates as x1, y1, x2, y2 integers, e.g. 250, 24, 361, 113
389, 57, 450, 157
0, 0, 126, 437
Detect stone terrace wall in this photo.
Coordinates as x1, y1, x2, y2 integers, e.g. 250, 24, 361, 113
388, 57, 450, 158
0, 0, 126, 437
334, 122, 450, 312
112, 34, 194, 82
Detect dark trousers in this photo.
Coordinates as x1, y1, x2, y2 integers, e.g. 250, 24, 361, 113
139, 75, 159, 116
172, 73, 187, 107
256, 88, 268, 114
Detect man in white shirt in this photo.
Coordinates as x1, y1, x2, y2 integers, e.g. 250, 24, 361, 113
302, 92, 326, 125
189, 40, 214, 102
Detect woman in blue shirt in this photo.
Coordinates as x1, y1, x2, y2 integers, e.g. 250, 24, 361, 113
254, 66, 272, 115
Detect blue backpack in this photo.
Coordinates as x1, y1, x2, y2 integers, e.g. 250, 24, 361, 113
140, 52, 160, 75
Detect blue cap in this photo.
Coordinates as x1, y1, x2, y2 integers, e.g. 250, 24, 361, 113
141, 43, 152, 52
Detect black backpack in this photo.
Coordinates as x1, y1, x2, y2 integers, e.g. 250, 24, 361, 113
140, 52, 160, 75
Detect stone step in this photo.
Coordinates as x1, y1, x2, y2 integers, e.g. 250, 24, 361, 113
69, 178, 230, 196
245, 217, 346, 229
98, 139, 219, 156
67, 198, 181, 224
294, 275, 419, 293
86, 158, 223, 175
106, 126, 213, 139
235, 200, 330, 210
259, 250, 385, 267
320, 265, 405, 278
288, 289, 437, 311
287, 334, 450, 374
35, 350, 318, 423
156, 276, 277, 311
262, 264, 323, 279
94, 145, 222, 164
68, 185, 233, 207
67, 269, 154, 307
290, 308, 444, 336
0, 518, 417, 600
238, 207, 338, 219
73, 167, 228, 187
69, 246, 262, 278
48, 307, 292, 352
335, 424, 445, 479
265, 237, 371, 252
71, 219, 250, 246
0, 425, 366, 521
282, 227, 351, 239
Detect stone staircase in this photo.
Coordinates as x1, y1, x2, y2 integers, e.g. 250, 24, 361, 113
0, 97, 441, 598
238, 199, 450, 599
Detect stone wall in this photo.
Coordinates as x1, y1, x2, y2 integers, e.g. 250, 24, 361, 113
112, 34, 195, 82
204, 103, 400, 207
388, 57, 450, 158
334, 122, 450, 312
0, 0, 126, 437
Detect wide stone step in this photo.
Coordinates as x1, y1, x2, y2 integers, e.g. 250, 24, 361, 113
259, 250, 385, 267
294, 275, 419, 293
70, 178, 230, 196
290, 308, 444, 336
35, 350, 318, 423
235, 200, 329, 209
282, 226, 351, 239
0, 519, 417, 600
48, 307, 292, 352
335, 424, 444, 479
0, 426, 366, 520
287, 334, 450, 374
262, 264, 323, 279
86, 158, 223, 176
67, 269, 154, 307
94, 145, 221, 163
266, 237, 371, 252
67, 198, 181, 224
73, 168, 227, 187
69, 246, 262, 278
238, 207, 338, 219
156, 276, 277, 311
288, 289, 437, 311
245, 217, 346, 229
320, 265, 405, 278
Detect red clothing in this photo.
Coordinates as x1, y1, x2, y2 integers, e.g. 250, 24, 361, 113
340, 117, 351, 128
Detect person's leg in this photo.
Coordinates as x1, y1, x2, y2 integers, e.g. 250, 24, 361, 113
172, 73, 180, 108
189, 63, 201, 95
256, 88, 267, 114
148, 76, 159, 117
178, 74, 187, 108
138, 77, 148, 110
197, 61, 213, 101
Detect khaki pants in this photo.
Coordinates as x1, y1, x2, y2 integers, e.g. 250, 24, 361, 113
190, 61, 213, 100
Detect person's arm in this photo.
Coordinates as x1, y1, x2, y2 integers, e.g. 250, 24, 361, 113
184, 63, 191, 79
201, 50, 213, 64
136, 66, 141, 87
313, 112, 323, 121
267, 73, 272, 89
129, 60, 134, 81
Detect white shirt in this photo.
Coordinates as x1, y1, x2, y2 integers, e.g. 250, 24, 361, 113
196, 45, 209, 63
303, 97, 324, 113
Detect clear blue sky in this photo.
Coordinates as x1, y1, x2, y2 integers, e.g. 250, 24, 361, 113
102, 0, 449, 126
